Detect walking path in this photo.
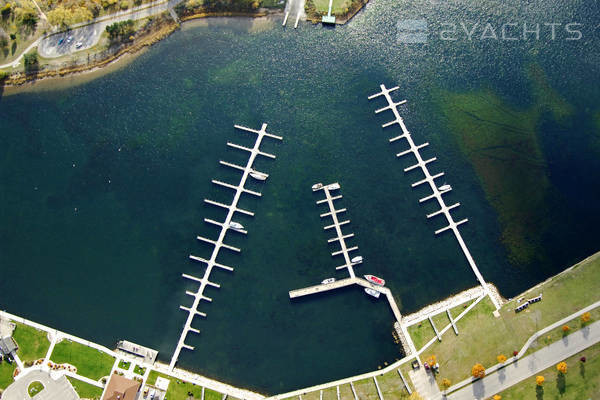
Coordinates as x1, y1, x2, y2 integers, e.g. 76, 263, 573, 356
445, 319, 600, 400
409, 369, 441, 400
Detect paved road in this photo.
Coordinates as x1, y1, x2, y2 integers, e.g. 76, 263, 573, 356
3, 370, 79, 400
444, 320, 600, 400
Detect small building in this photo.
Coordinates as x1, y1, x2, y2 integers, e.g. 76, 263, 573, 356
101, 373, 141, 400
0, 336, 18, 357
116, 340, 158, 364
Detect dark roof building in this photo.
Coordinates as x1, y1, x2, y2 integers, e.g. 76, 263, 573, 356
0, 336, 18, 356
101, 373, 141, 400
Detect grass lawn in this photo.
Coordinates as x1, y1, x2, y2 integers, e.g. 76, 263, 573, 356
407, 319, 436, 351
322, 386, 337, 400
67, 377, 105, 399
423, 251, 600, 388
353, 378, 378, 400
376, 370, 411, 400
133, 364, 146, 375
0, 360, 16, 389
118, 360, 131, 370
13, 322, 51, 363
449, 299, 476, 320
339, 383, 355, 400
146, 370, 222, 400
311, 0, 352, 15
28, 380, 45, 396
498, 342, 600, 399
50, 340, 114, 381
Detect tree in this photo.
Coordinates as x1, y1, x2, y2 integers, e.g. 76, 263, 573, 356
497, 354, 507, 363
471, 363, 486, 378
492, 396, 501, 400
441, 378, 451, 389
1, 2, 11, 16
536, 375, 545, 385
427, 355, 437, 366
581, 312, 591, 323
23, 50, 38, 73
562, 325, 570, 333
556, 361, 567, 374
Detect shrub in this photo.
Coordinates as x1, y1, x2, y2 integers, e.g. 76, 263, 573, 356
23, 50, 38, 72
497, 354, 507, 363
581, 312, 591, 323
556, 361, 567, 374
536, 375, 545, 385
471, 363, 485, 378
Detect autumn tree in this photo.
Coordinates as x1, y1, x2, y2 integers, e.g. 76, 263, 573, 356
441, 378, 451, 389
497, 354, 507, 363
536, 376, 545, 385
492, 395, 501, 400
581, 312, 591, 323
556, 361, 567, 374
427, 355, 437, 366
471, 363, 486, 378
562, 325, 570, 333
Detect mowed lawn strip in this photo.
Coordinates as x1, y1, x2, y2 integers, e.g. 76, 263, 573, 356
407, 320, 436, 351
146, 370, 224, 400
498, 342, 600, 399
312, 0, 352, 15
0, 361, 16, 389
13, 322, 51, 363
67, 377, 104, 400
353, 378, 378, 400
376, 370, 411, 400
425, 252, 600, 388
50, 340, 114, 381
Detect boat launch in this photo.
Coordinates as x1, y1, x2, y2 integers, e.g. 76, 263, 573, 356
364, 274, 385, 286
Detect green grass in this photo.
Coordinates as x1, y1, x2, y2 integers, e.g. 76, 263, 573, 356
13, 322, 51, 363
432, 312, 451, 334
67, 377, 104, 399
133, 364, 146, 375
498, 342, 600, 399
339, 384, 355, 400
311, 0, 352, 15
423, 251, 600, 388
118, 360, 131, 370
322, 386, 337, 400
376, 370, 411, 400
146, 370, 223, 400
28, 380, 45, 396
0, 360, 16, 389
407, 319, 436, 351
50, 340, 114, 381
449, 299, 476, 320
353, 378, 378, 400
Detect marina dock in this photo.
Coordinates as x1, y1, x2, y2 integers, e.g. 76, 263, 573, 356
368, 84, 500, 310
169, 123, 282, 371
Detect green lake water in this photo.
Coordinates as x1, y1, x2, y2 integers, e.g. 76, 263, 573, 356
1, 0, 599, 394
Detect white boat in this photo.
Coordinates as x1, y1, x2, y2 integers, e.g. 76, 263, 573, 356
229, 221, 244, 230
321, 278, 335, 284
250, 170, 268, 181
364, 274, 385, 286
364, 288, 381, 298
351, 256, 363, 264
312, 183, 323, 191
438, 183, 451, 192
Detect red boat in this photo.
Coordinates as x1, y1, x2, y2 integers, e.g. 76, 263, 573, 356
364, 274, 385, 286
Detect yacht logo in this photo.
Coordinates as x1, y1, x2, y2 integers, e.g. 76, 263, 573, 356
397, 19, 429, 43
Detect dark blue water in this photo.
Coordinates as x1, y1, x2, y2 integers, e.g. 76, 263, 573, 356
1, 0, 599, 393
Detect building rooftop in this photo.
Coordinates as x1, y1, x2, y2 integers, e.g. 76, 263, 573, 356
0, 336, 18, 356
101, 373, 141, 400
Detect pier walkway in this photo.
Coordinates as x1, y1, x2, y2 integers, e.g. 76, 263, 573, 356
170, 123, 282, 371
368, 84, 500, 311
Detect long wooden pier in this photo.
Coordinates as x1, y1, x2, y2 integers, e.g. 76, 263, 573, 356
170, 123, 282, 371
368, 84, 500, 310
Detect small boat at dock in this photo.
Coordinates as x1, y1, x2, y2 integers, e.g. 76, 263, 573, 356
364, 288, 381, 298
321, 278, 335, 284
438, 183, 451, 192
229, 221, 244, 231
250, 170, 268, 181
364, 274, 385, 286
351, 256, 363, 264
312, 183, 323, 191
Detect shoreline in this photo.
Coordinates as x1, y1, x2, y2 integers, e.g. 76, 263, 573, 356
0, 10, 281, 94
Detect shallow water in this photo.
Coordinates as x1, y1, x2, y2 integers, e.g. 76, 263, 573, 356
1, 0, 599, 394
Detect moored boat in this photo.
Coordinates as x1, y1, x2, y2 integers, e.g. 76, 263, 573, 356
229, 221, 244, 231
321, 278, 335, 284
351, 256, 363, 264
312, 183, 323, 191
364, 288, 381, 298
364, 274, 385, 286
438, 183, 451, 192
250, 170, 268, 181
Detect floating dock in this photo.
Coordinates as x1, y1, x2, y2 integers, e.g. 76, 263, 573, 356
169, 123, 282, 371
368, 84, 500, 310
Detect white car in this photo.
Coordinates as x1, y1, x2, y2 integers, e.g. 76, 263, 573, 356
75, 42, 83, 48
